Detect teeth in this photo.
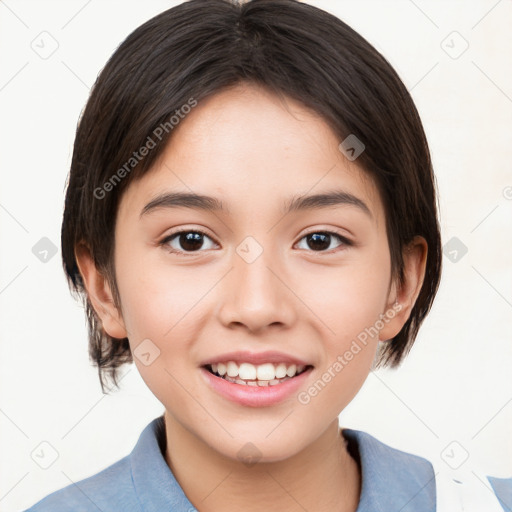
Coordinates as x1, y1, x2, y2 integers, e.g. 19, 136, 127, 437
208, 361, 308, 382
224, 375, 292, 385
256, 363, 275, 381
275, 363, 288, 379
239, 363, 257, 380
226, 361, 239, 377
286, 364, 297, 377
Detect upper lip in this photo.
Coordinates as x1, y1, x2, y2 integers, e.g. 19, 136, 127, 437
201, 350, 313, 367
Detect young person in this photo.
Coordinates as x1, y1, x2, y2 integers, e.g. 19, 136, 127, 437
25, 1, 511, 510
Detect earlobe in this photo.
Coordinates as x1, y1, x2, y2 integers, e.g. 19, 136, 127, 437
379, 236, 428, 341
74, 243, 128, 340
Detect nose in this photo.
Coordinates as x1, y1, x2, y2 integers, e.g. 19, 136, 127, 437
216, 239, 298, 334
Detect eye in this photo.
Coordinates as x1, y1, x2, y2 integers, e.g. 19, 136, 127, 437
159, 228, 352, 256
160, 229, 218, 255
295, 230, 352, 253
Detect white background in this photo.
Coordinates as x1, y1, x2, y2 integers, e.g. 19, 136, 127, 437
1, 1, 511, 510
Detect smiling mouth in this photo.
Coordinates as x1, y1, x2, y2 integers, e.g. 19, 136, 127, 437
204, 362, 313, 387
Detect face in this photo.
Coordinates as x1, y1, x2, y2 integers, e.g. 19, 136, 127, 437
84, 83, 421, 462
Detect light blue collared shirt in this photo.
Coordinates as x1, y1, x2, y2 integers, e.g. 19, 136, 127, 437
24, 415, 511, 511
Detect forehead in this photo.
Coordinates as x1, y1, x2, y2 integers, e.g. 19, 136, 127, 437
118, 83, 384, 227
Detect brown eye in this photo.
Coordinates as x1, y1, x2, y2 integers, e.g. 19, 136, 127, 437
296, 231, 351, 252
161, 230, 217, 255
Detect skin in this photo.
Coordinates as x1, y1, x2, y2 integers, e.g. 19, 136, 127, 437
77, 82, 427, 512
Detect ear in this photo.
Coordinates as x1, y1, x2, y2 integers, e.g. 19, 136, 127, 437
75, 243, 128, 340
378, 236, 428, 341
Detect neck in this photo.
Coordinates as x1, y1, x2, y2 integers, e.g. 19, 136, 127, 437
163, 412, 361, 512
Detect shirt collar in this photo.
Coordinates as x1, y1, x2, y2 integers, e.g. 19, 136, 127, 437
130, 415, 194, 511
342, 428, 436, 512
129, 416, 436, 512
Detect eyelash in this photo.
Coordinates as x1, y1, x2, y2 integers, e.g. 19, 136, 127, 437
159, 228, 353, 257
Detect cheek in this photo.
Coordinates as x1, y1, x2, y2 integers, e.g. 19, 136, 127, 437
115, 261, 209, 406
300, 256, 391, 342
114, 245, 215, 341
292, 257, 390, 408
114, 254, 221, 398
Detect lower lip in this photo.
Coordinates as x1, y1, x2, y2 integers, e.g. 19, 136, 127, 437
200, 366, 313, 407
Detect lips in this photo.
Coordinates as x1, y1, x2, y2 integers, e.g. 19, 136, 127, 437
199, 350, 314, 407
200, 364, 313, 407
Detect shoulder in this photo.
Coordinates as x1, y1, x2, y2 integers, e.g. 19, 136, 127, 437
23, 416, 174, 512
343, 428, 512, 512
23, 455, 140, 512
488, 476, 512, 511
344, 428, 434, 477
342, 428, 436, 512
24, 415, 197, 512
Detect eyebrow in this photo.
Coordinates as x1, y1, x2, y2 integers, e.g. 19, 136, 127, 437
284, 190, 372, 218
140, 190, 372, 218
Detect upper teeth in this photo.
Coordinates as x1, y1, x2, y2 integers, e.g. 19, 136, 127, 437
210, 362, 306, 381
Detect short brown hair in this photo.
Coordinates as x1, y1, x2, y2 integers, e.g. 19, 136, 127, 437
61, 0, 442, 393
